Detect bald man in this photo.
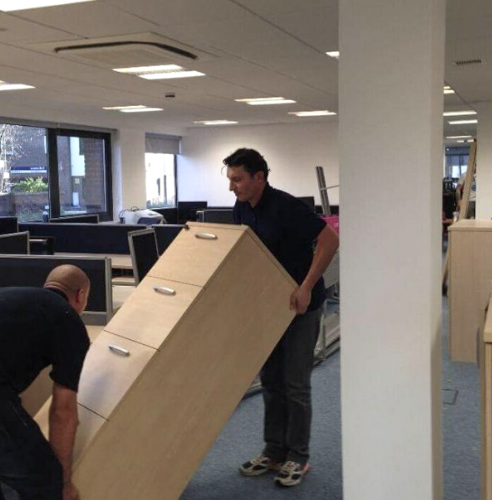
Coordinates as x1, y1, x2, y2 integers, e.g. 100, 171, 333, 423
0, 265, 91, 500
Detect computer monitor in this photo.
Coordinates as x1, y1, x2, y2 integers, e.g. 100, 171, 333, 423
0, 231, 30, 254
152, 224, 184, 255
296, 197, 316, 213
196, 209, 235, 224
128, 229, 159, 285
0, 216, 18, 235
50, 214, 99, 224
177, 201, 208, 224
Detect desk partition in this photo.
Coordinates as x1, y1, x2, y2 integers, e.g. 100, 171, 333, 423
20, 222, 146, 254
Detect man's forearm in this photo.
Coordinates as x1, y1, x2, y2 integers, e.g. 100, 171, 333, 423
49, 406, 79, 484
301, 226, 339, 292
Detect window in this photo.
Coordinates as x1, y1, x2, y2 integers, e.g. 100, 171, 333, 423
444, 146, 470, 182
0, 122, 113, 222
0, 124, 49, 222
145, 134, 180, 209
55, 131, 112, 217
145, 153, 176, 208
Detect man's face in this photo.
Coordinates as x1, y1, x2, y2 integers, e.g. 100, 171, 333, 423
227, 165, 264, 204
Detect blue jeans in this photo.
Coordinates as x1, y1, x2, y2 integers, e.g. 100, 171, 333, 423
0, 399, 62, 500
261, 308, 321, 466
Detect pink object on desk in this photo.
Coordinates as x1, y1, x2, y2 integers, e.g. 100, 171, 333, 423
322, 215, 339, 234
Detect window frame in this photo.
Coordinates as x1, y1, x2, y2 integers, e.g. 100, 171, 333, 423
48, 128, 113, 221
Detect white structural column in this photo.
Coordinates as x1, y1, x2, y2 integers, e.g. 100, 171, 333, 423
476, 104, 492, 219
112, 128, 147, 217
339, 1, 445, 498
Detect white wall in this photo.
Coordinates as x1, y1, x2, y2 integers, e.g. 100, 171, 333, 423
178, 121, 339, 207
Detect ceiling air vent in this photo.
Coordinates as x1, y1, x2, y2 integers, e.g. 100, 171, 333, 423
453, 58, 485, 67
33, 33, 218, 68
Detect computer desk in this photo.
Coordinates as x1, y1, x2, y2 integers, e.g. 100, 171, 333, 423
55, 252, 132, 270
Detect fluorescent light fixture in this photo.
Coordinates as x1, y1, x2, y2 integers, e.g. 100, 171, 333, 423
114, 65, 182, 74
467, 139, 474, 143
0, 0, 95, 11
326, 51, 340, 59
120, 107, 163, 113
0, 83, 34, 91
103, 105, 147, 111
235, 97, 296, 105
114, 64, 205, 80
448, 119, 478, 125
139, 70, 205, 80
193, 120, 238, 125
446, 135, 472, 139
288, 110, 337, 117
444, 85, 455, 95
457, 140, 465, 143
443, 110, 477, 117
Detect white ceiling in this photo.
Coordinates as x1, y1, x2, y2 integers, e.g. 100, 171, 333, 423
0, 0, 486, 140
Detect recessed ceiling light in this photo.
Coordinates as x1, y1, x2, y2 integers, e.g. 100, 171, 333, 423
235, 97, 296, 106
443, 110, 477, 117
0, 82, 34, 91
140, 71, 205, 80
326, 51, 340, 60
288, 110, 337, 117
446, 135, 472, 139
114, 64, 205, 80
0, 0, 95, 11
448, 119, 478, 125
444, 85, 455, 95
193, 120, 238, 125
114, 65, 182, 74
119, 107, 163, 113
103, 105, 147, 111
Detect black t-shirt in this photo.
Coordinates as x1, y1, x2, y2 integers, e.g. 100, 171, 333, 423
0, 287, 90, 400
233, 183, 327, 311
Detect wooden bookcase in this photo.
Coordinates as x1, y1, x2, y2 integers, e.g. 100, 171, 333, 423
35, 223, 297, 499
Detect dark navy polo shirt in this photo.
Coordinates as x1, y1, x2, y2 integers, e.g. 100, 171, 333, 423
0, 287, 90, 401
233, 183, 327, 312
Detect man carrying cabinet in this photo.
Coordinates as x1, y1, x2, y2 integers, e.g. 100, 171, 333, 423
225, 148, 339, 487
0, 265, 90, 500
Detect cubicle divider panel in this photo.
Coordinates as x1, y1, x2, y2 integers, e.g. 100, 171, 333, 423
0, 255, 112, 325
0, 231, 30, 254
20, 223, 146, 254
152, 224, 185, 254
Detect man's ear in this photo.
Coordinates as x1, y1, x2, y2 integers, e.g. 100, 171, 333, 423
254, 171, 265, 182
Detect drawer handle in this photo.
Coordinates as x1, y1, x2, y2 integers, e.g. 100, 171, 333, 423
108, 345, 130, 357
195, 232, 218, 240
153, 286, 176, 296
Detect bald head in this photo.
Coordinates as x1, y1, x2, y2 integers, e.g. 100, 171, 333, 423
44, 265, 90, 315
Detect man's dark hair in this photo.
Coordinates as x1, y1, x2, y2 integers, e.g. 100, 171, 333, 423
223, 148, 269, 181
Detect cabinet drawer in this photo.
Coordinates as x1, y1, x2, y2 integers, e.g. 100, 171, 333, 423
35, 400, 106, 465
105, 276, 201, 349
148, 223, 244, 287
77, 331, 156, 419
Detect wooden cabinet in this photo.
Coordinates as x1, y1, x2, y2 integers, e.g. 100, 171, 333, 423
481, 298, 492, 499
35, 222, 297, 500
105, 277, 201, 349
449, 220, 492, 362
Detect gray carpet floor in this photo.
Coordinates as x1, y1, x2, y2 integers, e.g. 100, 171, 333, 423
181, 297, 481, 500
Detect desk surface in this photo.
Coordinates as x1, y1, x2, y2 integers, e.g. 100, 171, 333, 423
56, 252, 132, 270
